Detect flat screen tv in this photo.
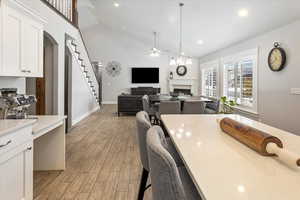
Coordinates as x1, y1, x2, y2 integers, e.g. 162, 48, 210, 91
131, 68, 159, 84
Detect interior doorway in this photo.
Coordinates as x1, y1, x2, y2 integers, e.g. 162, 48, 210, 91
64, 43, 73, 133
26, 31, 58, 115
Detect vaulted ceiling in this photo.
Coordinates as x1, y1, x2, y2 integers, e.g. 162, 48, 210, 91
78, 0, 300, 57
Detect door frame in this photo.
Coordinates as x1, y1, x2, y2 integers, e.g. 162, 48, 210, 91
35, 31, 59, 115
64, 43, 73, 133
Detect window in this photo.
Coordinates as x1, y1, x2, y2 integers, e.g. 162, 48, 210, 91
201, 61, 218, 98
222, 49, 257, 111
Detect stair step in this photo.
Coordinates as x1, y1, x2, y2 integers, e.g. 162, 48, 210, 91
69, 39, 99, 104
71, 41, 77, 46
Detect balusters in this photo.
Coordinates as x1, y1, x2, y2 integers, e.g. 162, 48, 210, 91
43, 0, 74, 22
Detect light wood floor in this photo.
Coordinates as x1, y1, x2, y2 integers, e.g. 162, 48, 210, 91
34, 105, 152, 200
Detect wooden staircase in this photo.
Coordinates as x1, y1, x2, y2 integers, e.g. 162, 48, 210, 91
66, 39, 99, 103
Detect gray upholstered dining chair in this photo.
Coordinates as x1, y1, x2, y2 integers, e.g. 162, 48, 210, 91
182, 100, 206, 114
136, 111, 183, 200
142, 95, 152, 114
204, 99, 220, 114
142, 95, 158, 124
158, 101, 181, 115
147, 126, 202, 200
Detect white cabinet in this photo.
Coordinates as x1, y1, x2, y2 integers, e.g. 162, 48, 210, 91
2, 5, 23, 77
0, 0, 44, 77
21, 16, 43, 77
0, 140, 33, 200
0, 124, 34, 200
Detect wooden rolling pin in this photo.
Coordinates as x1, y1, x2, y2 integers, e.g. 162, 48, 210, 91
218, 117, 300, 168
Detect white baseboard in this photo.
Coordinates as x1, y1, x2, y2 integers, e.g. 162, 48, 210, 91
102, 101, 117, 104
72, 105, 100, 126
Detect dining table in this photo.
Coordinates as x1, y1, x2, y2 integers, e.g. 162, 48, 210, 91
161, 114, 300, 200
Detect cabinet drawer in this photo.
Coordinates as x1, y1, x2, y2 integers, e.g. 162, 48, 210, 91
0, 126, 32, 156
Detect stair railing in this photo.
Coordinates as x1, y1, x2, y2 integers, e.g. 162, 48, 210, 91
41, 0, 78, 27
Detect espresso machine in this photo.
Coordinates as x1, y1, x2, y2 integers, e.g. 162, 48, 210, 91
0, 88, 37, 119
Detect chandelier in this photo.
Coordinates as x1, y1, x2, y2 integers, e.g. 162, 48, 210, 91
170, 3, 192, 66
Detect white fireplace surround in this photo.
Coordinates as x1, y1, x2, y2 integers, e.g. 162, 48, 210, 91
169, 78, 199, 96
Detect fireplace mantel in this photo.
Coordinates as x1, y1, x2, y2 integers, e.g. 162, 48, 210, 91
168, 78, 198, 96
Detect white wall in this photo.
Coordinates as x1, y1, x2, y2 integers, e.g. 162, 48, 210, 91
71, 55, 99, 125
0, 77, 25, 93
81, 24, 199, 104
199, 19, 300, 135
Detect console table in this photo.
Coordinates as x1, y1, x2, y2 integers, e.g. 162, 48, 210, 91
118, 95, 143, 116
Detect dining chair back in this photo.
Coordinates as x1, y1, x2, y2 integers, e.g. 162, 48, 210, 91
147, 126, 186, 200
182, 100, 206, 114
159, 101, 181, 115
205, 99, 220, 114
142, 95, 151, 113
136, 111, 154, 200
136, 111, 152, 171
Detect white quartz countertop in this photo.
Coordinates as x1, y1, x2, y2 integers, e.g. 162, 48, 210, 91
161, 114, 300, 200
32, 115, 66, 138
0, 119, 36, 137
0, 115, 66, 139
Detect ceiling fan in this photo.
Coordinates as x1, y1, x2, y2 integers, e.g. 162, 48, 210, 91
147, 32, 173, 58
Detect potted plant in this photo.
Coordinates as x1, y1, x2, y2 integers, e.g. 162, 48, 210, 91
220, 96, 237, 114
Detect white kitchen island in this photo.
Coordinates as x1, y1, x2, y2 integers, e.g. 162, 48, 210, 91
0, 115, 66, 200
161, 114, 300, 200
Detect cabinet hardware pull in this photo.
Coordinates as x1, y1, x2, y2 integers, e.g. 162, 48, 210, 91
27, 70, 31, 73
0, 140, 12, 148
21, 70, 27, 72
27, 147, 32, 151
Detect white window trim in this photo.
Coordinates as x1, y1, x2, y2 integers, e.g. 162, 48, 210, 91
200, 59, 220, 98
220, 48, 258, 114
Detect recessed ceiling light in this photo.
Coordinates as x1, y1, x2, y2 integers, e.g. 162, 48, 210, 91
238, 9, 249, 17
197, 40, 204, 45
114, 2, 120, 7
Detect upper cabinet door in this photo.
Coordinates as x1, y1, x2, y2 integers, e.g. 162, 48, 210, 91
22, 17, 43, 77
2, 6, 23, 76
0, 1, 44, 77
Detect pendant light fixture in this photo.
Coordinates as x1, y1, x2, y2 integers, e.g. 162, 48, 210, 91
170, 3, 193, 66
150, 32, 161, 57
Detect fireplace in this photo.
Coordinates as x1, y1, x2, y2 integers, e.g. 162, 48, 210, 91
169, 78, 198, 96
173, 88, 192, 96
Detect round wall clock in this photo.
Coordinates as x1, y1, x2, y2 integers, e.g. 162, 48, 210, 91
176, 65, 187, 76
268, 42, 286, 72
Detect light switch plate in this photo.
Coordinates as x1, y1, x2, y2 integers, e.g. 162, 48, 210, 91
290, 88, 300, 95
